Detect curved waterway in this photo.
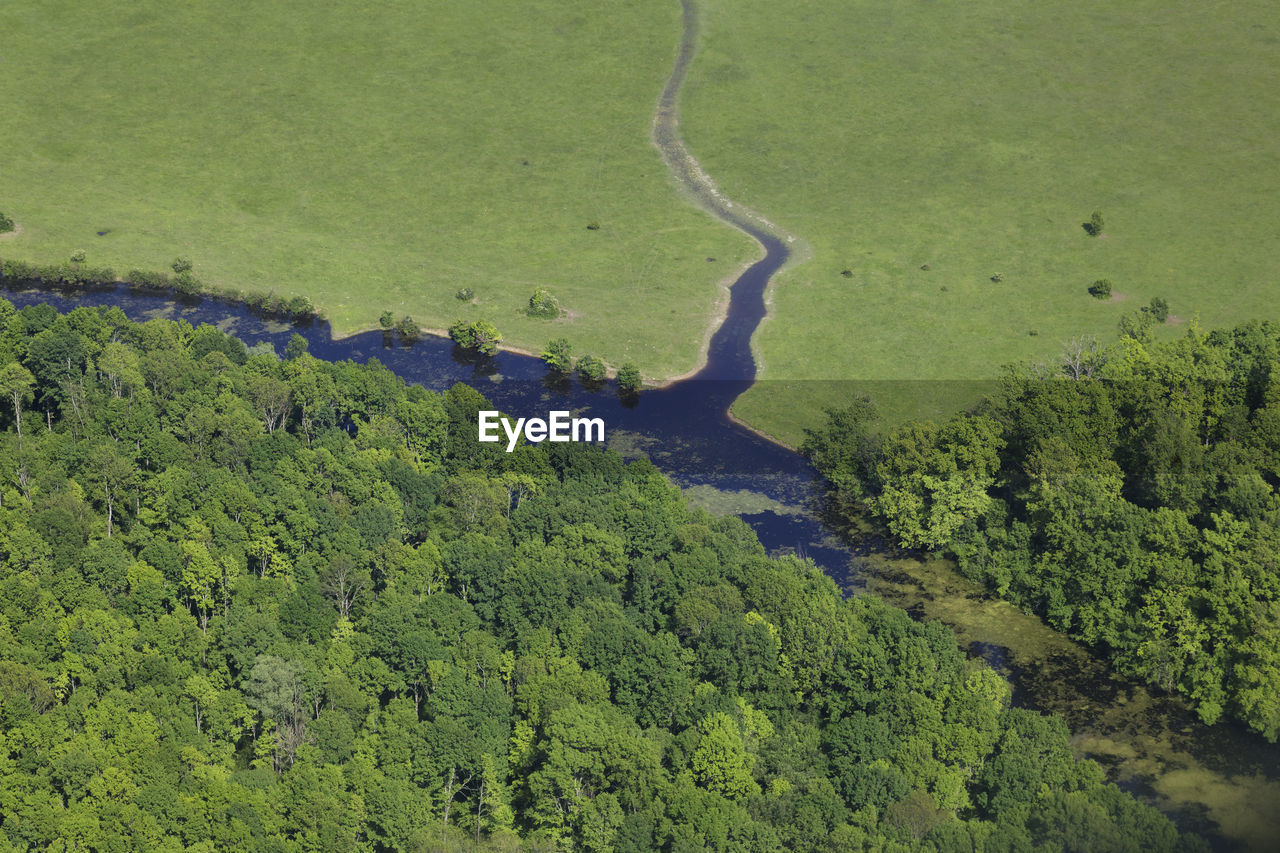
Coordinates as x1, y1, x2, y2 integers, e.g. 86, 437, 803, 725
4, 2, 1279, 848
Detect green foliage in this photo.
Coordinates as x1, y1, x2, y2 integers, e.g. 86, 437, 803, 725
540, 338, 573, 373
1149, 296, 1170, 322
615, 362, 642, 395
378, 310, 395, 330
284, 333, 309, 360
1087, 209, 1105, 236
0, 211, 14, 233
449, 319, 503, 356
456, 288, 474, 301
577, 354, 606, 383
0, 298, 1200, 851
1089, 278, 1113, 299
70, 249, 86, 263
396, 315, 421, 344
808, 318, 1280, 740
526, 287, 561, 319
171, 256, 193, 274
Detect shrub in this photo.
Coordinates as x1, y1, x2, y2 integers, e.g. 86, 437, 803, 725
1088, 279, 1112, 299
455, 288, 474, 301
1149, 297, 1170, 322
527, 288, 561, 319
541, 338, 573, 373
616, 362, 642, 395
397, 316, 421, 344
990, 273, 1004, 283
0, 212, 14, 233
449, 319, 502, 356
70, 249, 86, 264
577, 354, 606, 382
586, 221, 600, 231
379, 311, 395, 330
1085, 210, 1104, 236
286, 295, 314, 317
171, 256, 193, 274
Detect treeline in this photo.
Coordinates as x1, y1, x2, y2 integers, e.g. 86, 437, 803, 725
0, 254, 319, 321
0, 299, 1202, 851
805, 321, 1280, 741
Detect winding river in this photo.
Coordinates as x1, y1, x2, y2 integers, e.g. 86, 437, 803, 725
4, 1, 1280, 848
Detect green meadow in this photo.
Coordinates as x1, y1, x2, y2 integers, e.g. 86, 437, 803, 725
681, 0, 1280, 444
0, 0, 754, 377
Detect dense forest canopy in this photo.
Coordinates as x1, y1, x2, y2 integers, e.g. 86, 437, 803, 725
0, 299, 1201, 851
805, 318, 1280, 742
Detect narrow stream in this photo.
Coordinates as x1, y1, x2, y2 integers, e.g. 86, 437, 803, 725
3, 2, 1279, 848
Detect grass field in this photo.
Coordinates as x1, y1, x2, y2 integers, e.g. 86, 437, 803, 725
680, 0, 1280, 445
0, 0, 755, 377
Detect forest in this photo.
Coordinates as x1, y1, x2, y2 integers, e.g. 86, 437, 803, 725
805, 316, 1280, 742
0, 298, 1202, 851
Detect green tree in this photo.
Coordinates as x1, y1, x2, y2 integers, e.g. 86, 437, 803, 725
527, 287, 561, 319
577, 355, 606, 383
541, 338, 574, 373
449, 320, 502, 356
0, 361, 35, 439
616, 363, 642, 395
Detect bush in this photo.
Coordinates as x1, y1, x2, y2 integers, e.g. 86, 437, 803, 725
616, 362, 642, 395
70, 249, 86, 264
455, 288, 474, 301
379, 311, 395, 330
1149, 297, 1170, 322
527, 288, 561, 319
449, 319, 502, 356
0, 212, 14, 233
171, 256, 193, 274
541, 338, 573, 373
397, 316, 421, 344
1085, 210, 1104, 236
1088, 279, 1112, 299
577, 354, 606, 383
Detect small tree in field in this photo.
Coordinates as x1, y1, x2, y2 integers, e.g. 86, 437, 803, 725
1088, 279, 1112, 299
1086, 210, 1104, 236
379, 311, 395, 330
541, 338, 573, 373
0, 212, 14, 233
1148, 297, 1169, 322
526, 288, 561, 319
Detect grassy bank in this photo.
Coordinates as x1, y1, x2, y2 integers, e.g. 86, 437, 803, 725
680, 0, 1280, 444
0, 0, 754, 377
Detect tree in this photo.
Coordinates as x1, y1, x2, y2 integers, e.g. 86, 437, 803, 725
527, 288, 561, 319
542, 338, 574, 374
379, 311, 395, 330
397, 316, 421, 344
577, 355, 606, 383
1086, 210, 1104, 236
0, 361, 35, 440
1149, 297, 1170, 323
449, 320, 502, 356
284, 333, 309, 360
1088, 279, 1112, 299
616, 363, 642, 396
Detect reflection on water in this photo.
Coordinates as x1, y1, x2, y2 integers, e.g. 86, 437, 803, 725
5, 280, 1279, 849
